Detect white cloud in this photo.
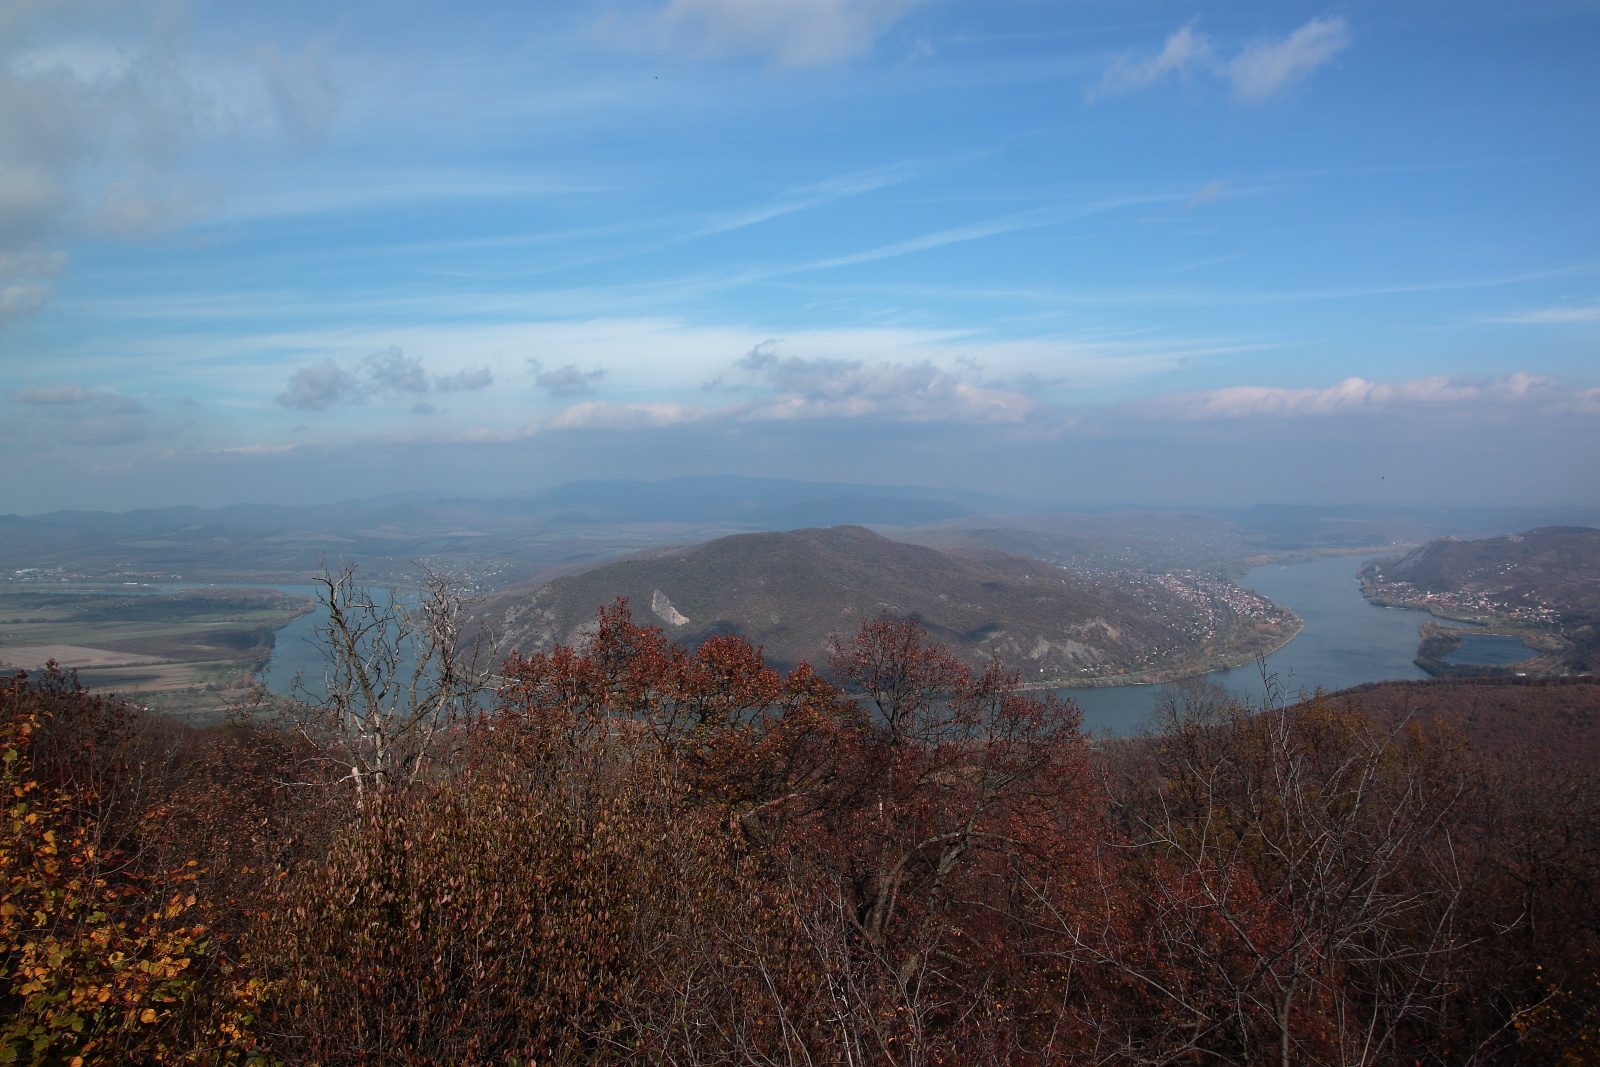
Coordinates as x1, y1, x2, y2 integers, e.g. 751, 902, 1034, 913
1090, 22, 1213, 100
530, 346, 1040, 431
1138, 373, 1574, 421
640, 0, 930, 67
0, 4, 343, 322
363, 347, 431, 394
532, 363, 607, 396
1092, 16, 1350, 105
549, 400, 708, 430
275, 359, 366, 411
1226, 16, 1351, 104
741, 354, 1036, 423
276, 348, 497, 410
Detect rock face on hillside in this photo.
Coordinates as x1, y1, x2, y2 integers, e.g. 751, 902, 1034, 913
482, 525, 1296, 685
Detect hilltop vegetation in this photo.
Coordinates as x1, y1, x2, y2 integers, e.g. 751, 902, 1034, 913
484, 525, 1298, 685
1360, 526, 1600, 674
3, 604, 1597, 1066
1318, 675, 1600, 758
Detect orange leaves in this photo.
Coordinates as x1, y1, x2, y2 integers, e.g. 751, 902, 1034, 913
0, 704, 206, 1065
0, 672, 277, 1067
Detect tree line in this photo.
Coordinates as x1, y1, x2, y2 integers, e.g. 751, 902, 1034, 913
3, 566, 1596, 1065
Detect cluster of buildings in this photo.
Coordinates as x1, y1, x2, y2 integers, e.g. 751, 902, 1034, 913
1362, 579, 1561, 626
1143, 573, 1282, 627
10, 566, 183, 585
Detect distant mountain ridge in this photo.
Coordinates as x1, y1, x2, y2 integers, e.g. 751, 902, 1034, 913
0, 476, 1027, 588
6, 476, 1593, 592
483, 525, 1298, 686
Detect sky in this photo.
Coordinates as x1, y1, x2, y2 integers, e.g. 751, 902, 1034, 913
1, 0, 1597, 513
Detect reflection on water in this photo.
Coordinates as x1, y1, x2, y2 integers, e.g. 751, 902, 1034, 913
1070, 554, 1432, 736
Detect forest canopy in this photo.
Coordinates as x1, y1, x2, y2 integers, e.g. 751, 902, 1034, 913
2, 585, 1597, 1066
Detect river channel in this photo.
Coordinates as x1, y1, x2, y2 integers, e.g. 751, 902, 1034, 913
1066, 554, 1439, 736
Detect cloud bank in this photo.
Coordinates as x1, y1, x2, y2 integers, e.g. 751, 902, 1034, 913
1136, 373, 1578, 421
6, 381, 154, 448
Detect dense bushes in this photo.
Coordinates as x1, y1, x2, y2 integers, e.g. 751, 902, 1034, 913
3, 605, 1597, 1065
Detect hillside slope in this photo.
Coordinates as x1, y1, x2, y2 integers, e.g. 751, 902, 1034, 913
1322, 677, 1600, 763
484, 525, 1297, 685
1359, 526, 1600, 674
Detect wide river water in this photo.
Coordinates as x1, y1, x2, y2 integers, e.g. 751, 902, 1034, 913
1065, 554, 1440, 735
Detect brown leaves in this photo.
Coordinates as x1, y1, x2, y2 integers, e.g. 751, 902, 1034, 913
7, 606, 1599, 1066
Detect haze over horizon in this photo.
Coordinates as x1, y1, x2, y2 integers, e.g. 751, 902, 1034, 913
2, 0, 1596, 514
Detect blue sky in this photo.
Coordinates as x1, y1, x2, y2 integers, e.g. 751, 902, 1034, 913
1, 0, 1596, 512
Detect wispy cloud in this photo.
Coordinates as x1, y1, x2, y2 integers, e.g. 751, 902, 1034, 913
747, 353, 1035, 422
13, 382, 88, 405
1090, 22, 1213, 100
1490, 303, 1600, 324
796, 193, 1183, 273
5, 381, 155, 449
1092, 16, 1351, 104
1226, 17, 1353, 104
256, 37, 341, 148
628, 0, 932, 68
0, 249, 68, 324
688, 160, 926, 240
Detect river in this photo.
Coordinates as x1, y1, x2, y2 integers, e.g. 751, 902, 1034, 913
1067, 554, 1438, 736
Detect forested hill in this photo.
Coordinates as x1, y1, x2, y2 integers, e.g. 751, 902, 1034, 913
1368, 526, 1600, 609
1359, 526, 1600, 672
483, 525, 1296, 684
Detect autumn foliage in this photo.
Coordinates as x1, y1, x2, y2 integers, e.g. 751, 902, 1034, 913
3, 602, 1598, 1065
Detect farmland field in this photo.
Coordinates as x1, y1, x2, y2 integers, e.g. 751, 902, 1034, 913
0, 586, 314, 722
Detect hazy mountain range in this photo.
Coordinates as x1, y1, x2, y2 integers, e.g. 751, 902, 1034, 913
6, 476, 1595, 591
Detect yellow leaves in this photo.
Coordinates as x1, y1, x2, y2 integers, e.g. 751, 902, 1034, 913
139, 1008, 158, 1024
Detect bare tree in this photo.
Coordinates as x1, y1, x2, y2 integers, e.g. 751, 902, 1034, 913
1045, 689, 1473, 1067
278, 560, 497, 803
